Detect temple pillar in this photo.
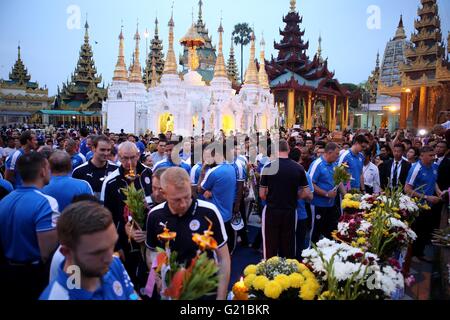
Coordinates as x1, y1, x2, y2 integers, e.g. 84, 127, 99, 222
343, 97, 349, 130
400, 92, 408, 129
304, 92, 313, 130
330, 95, 337, 131
325, 99, 331, 131
287, 89, 295, 128
418, 86, 428, 128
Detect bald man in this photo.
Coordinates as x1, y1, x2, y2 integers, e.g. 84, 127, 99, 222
42, 151, 94, 212
65, 138, 86, 170
100, 141, 153, 290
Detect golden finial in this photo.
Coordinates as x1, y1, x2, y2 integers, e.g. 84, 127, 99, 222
150, 56, 158, 87
163, 2, 178, 75
244, 31, 259, 85
290, 0, 296, 13
129, 21, 143, 83
258, 32, 270, 89
113, 23, 128, 81
213, 18, 227, 79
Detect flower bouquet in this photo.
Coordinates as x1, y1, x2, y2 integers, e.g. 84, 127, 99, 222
302, 239, 404, 300
146, 219, 220, 300
341, 193, 363, 214
333, 162, 351, 190
233, 257, 321, 300
122, 184, 147, 230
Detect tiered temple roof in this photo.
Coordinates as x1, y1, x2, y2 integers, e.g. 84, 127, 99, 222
54, 21, 107, 110
143, 17, 165, 86
266, 1, 347, 97
400, 0, 446, 86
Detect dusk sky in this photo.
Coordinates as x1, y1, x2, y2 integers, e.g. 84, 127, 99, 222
1, 0, 449, 96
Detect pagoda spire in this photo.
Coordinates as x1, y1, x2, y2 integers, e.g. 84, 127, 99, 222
376, 51, 380, 69
227, 35, 239, 83
129, 22, 143, 83
213, 20, 227, 78
317, 34, 323, 63
113, 25, 128, 81
9, 44, 31, 85
244, 32, 259, 85
258, 33, 270, 89
198, 0, 203, 23
84, 19, 90, 44
163, 5, 178, 75
393, 14, 406, 40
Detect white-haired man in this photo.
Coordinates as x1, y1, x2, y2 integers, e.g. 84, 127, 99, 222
100, 141, 153, 292
145, 167, 230, 300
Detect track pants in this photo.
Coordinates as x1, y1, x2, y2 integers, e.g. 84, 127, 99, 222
262, 206, 297, 260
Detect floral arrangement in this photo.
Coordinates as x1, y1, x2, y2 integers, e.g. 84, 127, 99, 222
146, 219, 220, 300
122, 184, 146, 230
233, 257, 321, 300
341, 193, 363, 214
333, 162, 351, 188
302, 239, 404, 300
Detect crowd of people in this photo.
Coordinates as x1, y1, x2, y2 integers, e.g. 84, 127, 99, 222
0, 122, 449, 300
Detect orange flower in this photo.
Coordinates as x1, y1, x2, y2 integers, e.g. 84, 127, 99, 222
158, 227, 177, 242
192, 217, 218, 251
155, 252, 167, 272
164, 268, 187, 300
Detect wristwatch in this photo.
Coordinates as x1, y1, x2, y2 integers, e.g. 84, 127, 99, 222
325, 192, 329, 198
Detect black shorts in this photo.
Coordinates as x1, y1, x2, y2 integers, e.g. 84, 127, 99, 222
310, 205, 340, 245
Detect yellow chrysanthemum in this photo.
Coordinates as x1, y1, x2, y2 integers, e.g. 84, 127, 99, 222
252, 275, 269, 291
297, 263, 308, 273
288, 273, 305, 288
319, 291, 332, 300
344, 194, 353, 200
264, 280, 282, 299
274, 274, 290, 290
267, 256, 279, 264
243, 264, 257, 276
302, 269, 315, 280
357, 237, 366, 245
244, 274, 257, 288
299, 285, 316, 300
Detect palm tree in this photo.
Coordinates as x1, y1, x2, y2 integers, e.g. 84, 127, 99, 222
232, 23, 253, 84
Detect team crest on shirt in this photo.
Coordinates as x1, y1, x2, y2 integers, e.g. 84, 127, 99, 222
189, 219, 200, 231
145, 177, 151, 185
113, 281, 123, 296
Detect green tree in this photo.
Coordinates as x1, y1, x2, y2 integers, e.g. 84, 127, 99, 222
232, 23, 253, 83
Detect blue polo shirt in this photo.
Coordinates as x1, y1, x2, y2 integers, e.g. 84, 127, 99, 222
309, 156, 337, 208
232, 159, 247, 182
406, 161, 438, 197
0, 178, 13, 194
71, 153, 86, 171
153, 158, 191, 174
86, 151, 94, 162
136, 141, 146, 154
40, 256, 137, 300
297, 174, 314, 220
42, 175, 94, 212
190, 162, 203, 186
0, 186, 59, 262
201, 163, 236, 223
338, 149, 364, 190
79, 138, 90, 156
5, 148, 25, 188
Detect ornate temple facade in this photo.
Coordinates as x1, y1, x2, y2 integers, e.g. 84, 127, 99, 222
103, 9, 276, 136
0, 46, 52, 125
179, 0, 217, 83
399, 0, 450, 129
266, 0, 349, 131
361, 16, 410, 131
43, 21, 107, 126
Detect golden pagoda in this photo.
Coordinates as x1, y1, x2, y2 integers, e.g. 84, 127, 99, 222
163, 10, 178, 75
113, 26, 128, 81
129, 24, 144, 83
213, 21, 227, 78
0, 45, 53, 125
244, 32, 259, 85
